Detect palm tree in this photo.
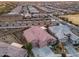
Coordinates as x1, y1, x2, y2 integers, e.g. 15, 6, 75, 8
59, 42, 66, 57
23, 43, 32, 56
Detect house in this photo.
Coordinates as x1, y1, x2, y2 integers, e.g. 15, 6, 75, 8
8, 6, 22, 15
0, 14, 23, 22
32, 46, 55, 57
28, 5, 39, 14
48, 23, 79, 45
69, 32, 79, 45
48, 24, 70, 42
23, 26, 57, 47
0, 42, 27, 57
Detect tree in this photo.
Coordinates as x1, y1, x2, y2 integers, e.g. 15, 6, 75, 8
59, 42, 66, 57
23, 43, 32, 56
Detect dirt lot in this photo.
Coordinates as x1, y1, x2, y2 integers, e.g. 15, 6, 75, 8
59, 14, 79, 25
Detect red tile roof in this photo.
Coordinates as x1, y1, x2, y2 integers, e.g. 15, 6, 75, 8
23, 26, 56, 47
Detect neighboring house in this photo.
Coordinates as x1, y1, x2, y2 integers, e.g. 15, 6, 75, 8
23, 26, 57, 47
32, 46, 55, 57
69, 32, 79, 45
22, 6, 31, 18
8, 6, 22, 15
36, 6, 52, 13
28, 5, 39, 14
48, 24, 70, 42
0, 14, 23, 22
0, 42, 28, 57
48, 23, 79, 45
